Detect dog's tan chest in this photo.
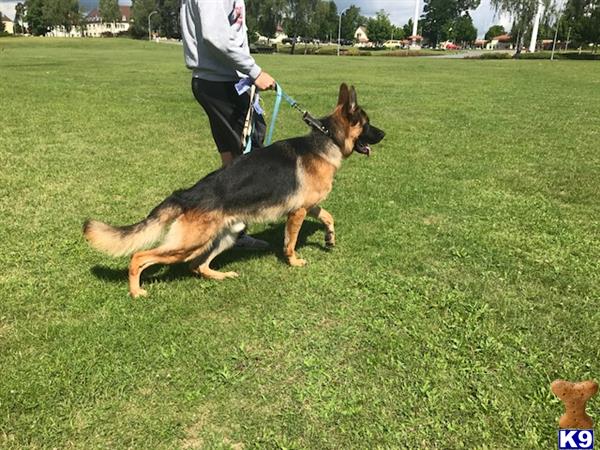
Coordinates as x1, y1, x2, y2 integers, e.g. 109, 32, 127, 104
299, 155, 337, 207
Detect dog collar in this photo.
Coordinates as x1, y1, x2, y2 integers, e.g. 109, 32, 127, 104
303, 112, 330, 137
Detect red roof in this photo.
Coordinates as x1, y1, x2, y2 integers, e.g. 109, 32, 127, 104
408, 35, 423, 41
493, 34, 512, 43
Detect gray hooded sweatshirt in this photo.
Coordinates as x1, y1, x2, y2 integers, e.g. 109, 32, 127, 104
180, 0, 262, 82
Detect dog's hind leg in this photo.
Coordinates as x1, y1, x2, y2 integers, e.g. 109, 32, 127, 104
128, 212, 221, 297
308, 206, 335, 247
284, 208, 307, 267
129, 247, 193, 298
190, 221, 244, 280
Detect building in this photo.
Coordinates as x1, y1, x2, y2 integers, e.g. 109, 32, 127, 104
474, 39, 488, 49
1, 13, 13, 34
45, 6, 131, 38
354, 26, 368, 44
47, 24, 81, 37
256, 24, 288, 45
487, 34, 513, 50
84, 6, 131, 37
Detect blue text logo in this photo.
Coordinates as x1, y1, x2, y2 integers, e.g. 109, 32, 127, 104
559, 430, 594, 450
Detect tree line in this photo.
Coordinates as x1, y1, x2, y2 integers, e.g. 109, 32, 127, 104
12, 0, 599, 50
492, 0, 599, 51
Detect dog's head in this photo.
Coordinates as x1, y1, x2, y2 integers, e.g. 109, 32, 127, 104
332, 83, 385, 157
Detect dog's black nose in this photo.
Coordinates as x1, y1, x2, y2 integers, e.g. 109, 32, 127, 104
369, 126, 385, 144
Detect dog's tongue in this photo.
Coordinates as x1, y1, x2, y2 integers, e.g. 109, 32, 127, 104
355, 142, 371, 156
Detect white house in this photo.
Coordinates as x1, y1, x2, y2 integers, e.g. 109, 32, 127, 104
84, 6, 132, 37
1, 13, 13, 34
486, 34, 513, 50
256, 24, 287, 45
46, 6, 131, 38
354, 26, 368, 44
47, 24, 81, 37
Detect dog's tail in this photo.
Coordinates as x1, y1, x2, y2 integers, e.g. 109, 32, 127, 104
83, 200, 182, 257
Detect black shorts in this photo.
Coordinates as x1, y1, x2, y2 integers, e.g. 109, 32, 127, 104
191, 78, 266, 155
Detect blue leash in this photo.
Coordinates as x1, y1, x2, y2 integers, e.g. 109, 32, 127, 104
266, 83, 301, 146
237, 80, 328, 154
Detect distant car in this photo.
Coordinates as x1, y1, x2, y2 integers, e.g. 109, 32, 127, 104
383, 39, 402, 49
337, 38, 354, 46
445, 43, 461, 50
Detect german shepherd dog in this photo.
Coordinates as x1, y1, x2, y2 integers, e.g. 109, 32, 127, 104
83, 83, 385, 297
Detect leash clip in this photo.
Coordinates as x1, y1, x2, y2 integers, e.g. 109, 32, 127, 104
303, 112, 330, 136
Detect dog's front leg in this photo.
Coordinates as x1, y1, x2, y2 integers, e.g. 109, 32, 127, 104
284, 208, 307, 267
308, 206, 335, 247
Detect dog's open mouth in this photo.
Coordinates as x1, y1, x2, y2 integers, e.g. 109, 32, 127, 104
354, 140, 371, 156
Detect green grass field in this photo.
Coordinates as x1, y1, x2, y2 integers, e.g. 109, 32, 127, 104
1, 37, 599, 449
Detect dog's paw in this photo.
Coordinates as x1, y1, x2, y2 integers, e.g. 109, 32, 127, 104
199, 267, 239, 280
130, 288, 148, 298
222, 271, 239, 279
325, 233, 335, 248
288, 256, 307, 267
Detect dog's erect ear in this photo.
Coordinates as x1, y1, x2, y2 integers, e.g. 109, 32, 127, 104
349, 85, 358, 111
337, 83, 358, 117
337, 83, 350, 107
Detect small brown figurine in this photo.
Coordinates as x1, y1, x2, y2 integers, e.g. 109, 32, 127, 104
551, 380, 598, 429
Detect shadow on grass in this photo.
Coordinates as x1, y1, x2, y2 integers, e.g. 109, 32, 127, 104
90, 220, 329, 284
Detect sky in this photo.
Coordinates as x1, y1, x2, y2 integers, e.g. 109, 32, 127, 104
0, 0, 512, 39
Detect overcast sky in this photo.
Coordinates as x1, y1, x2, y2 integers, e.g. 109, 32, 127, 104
0, 0, 512, 38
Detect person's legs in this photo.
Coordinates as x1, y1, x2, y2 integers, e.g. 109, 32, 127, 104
191, 77, 269, 249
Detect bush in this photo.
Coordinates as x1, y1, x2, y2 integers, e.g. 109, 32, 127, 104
560, 52, 600, 60
101, 31, 115, 38
517, 52, 553, 59
479, 52, 512, 59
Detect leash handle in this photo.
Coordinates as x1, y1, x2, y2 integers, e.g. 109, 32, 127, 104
241, 84, 256, 154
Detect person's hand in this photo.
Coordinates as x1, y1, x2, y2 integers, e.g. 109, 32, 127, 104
254, 71, 276, 91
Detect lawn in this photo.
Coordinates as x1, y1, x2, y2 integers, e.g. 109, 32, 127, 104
0, 37, 599, 449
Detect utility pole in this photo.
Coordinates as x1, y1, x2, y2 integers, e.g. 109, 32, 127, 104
411, 0, 420, 48
529, 0, 543, 53
565, 26, 571, 51
148, 10, 158, 42
337, 7, 348, 56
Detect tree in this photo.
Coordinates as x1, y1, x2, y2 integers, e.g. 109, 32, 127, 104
25, 0, 49, 35
490, 0, 552, 56
99, 0, 120, 26
14, 2, 26, 34
247, 0, 287, 42
340, 4, 366, 41
366, 10, 394, 44
421, 0, 480, 46
39, 0, 79, 33
284, 0, 320, 53
403, 18, 413, 37
392, 25, 405, 40
157, 0, 181, 39
449, 13, 477, 44
484, 24, 506, 39
130, 0, 157, 39
0, 18, 4, 33
561, 0, 600, 49
315, 0, 338, 41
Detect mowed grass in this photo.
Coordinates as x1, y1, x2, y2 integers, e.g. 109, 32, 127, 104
0, 37, 599, 449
